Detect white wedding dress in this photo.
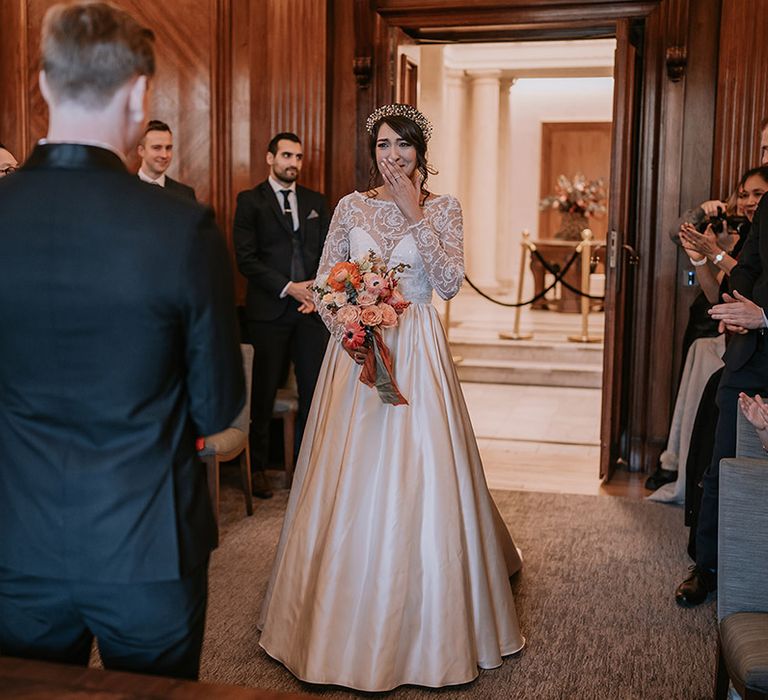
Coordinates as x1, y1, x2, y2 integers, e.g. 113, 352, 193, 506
258, 191, 525, 691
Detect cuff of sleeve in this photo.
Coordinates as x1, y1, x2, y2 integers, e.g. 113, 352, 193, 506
762, 308, 768, 329
280, 282, 292, 299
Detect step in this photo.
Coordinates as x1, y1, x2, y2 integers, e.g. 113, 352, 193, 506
450, 338, 603, 365
455, 358, 602, 389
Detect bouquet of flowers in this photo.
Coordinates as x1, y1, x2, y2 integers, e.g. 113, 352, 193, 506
539, 173, 607, 216
315, 251, 410, 405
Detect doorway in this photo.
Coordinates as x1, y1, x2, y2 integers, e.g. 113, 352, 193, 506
360, 4, 646, 489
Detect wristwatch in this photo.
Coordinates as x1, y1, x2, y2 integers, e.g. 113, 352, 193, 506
713, 250, 726, 264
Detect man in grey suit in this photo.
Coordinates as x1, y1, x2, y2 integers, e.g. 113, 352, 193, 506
137, 119, 197, 200
0, 1, 243, 679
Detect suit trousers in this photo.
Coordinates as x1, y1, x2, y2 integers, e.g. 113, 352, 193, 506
0, 560, 208, 680
695, 337, 768, 572
248, 307, 329, 471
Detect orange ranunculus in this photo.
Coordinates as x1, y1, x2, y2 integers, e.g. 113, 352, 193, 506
378, 302, 398, 328
341, 323, 366, 349
328, 262, 362, 291
336, 304, 362, 326
360, 305, 383, 327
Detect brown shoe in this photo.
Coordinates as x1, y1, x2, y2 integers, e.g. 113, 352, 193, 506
675, 566, 716, 607
251, 470, 273, 499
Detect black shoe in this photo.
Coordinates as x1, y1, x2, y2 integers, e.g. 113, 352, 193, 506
675, 565, 716, 607
645, 467, 678, 491
251, 471, 273, 499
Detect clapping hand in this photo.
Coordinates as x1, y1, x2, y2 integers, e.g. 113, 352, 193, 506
287, 280, 316, 314
738, 393, 768, 443
679, 222, 718, 260
379, 158, 424, 226
708, 291, 765, 334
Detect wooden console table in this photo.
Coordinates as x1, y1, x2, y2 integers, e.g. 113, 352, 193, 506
0, 657, 313, 699
529, 239, 605, 313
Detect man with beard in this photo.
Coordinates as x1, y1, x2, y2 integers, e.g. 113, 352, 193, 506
233, 132, 330, 498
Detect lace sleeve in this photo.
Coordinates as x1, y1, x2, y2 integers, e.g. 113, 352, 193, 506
314, 195, 351, 339
406, 195, 465, 300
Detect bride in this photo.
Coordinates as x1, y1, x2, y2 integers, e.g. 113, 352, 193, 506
257, 104, 525, 692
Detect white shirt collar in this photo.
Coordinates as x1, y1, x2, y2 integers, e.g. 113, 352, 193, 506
138, 168, 167, 187
268, 176, 296, 196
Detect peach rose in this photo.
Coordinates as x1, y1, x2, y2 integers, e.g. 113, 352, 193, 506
360, 305, 383, 327
332, 291, 348, 306
336, 304, 361, 326
378, 302, 398, 328
321, 292, 335, 305
356, 290, 378, 307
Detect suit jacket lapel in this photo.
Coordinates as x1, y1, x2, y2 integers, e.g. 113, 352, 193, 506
259, 181, 294, 236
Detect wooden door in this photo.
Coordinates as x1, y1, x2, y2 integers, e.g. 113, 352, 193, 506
539, 122, 612, 241
600, 19, 640, 481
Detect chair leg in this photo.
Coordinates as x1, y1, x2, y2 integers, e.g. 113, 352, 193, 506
241, 445, 254, 516
283, 410, 296, 486
715, 637, 731, 700
203, 454, 220, 530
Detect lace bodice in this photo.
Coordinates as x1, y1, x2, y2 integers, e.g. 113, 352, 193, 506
314, 191, 465, 338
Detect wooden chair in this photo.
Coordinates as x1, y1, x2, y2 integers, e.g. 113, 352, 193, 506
272, 367, 299, 486
198, 344, 254, 527
714, 412, 768, 699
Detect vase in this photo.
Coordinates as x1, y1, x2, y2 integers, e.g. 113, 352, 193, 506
554, 211, 589, 241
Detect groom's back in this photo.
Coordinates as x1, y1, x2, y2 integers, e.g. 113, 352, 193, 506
0, 149, 244, 582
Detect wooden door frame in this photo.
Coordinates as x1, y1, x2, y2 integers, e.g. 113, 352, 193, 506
359, 0, 685, 479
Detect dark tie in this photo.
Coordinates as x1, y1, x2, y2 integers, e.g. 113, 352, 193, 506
280, 189, 306, 281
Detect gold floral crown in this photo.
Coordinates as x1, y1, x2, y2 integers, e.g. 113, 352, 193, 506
365, 104, 433, 142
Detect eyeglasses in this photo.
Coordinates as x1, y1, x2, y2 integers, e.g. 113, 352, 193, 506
0, 165, 17, 177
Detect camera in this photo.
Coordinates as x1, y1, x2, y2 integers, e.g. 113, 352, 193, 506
696, 207, 746, 234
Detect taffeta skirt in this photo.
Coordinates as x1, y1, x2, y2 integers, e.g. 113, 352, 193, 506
257, 303, 525, 692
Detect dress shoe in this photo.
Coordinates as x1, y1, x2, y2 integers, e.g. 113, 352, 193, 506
645, 466, 678, 491
675, 565, 716, 607
251, 471, 273, 499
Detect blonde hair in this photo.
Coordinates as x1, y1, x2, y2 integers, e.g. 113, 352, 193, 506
42, 2, 155, 108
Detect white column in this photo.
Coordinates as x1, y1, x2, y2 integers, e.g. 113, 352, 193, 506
466, 70, 502, 289
441, 69, 466, 199
495, 78, 516, 293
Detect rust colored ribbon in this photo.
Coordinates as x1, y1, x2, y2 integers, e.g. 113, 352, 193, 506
359, 328, 408, 406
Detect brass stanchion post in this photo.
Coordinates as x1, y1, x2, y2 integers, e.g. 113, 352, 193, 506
568, 228, 601, 344
499, 230, 534, 341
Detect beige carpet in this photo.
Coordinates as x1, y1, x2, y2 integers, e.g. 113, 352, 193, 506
202, 468, 716, 699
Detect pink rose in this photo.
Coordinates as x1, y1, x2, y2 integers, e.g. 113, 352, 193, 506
360, 305, 383, 327
378, 303, 398, 328
336, 304, 361, 326
332, 291, 348, 306
356, 290, 377, 307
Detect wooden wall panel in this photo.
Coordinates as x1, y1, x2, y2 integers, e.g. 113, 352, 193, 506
247, 0, 329, 195
712, 0, 768, 195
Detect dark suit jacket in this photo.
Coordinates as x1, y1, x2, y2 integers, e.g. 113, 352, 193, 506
138, 173, 197, 201
726, 196, 768, 370
165, 175, 197, 201
0, 144, 244, 583
233, 181, 330, 322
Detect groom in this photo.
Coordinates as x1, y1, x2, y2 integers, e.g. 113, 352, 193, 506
0, 2, 243, 679
233, 132, 330, 497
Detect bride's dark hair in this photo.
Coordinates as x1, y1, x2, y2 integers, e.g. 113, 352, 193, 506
366, 115, 436, 205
